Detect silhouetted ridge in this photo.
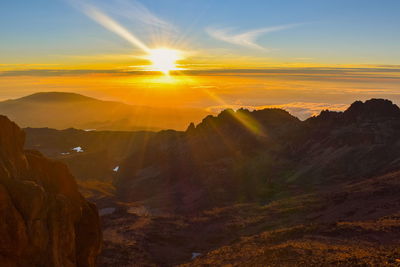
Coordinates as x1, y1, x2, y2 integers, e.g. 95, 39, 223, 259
308, 98, 400, 124
19, 92, 96, 102
343, 98, 400, 121
185, 122, 196, 134
191, 108, 299, 134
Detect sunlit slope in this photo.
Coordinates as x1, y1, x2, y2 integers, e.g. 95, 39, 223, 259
0, 92, 210, 131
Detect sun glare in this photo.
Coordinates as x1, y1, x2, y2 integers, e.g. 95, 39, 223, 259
147, 48, 182, 74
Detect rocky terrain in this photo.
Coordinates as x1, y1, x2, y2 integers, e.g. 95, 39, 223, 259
25, 127, 155, 182
115, 99, 400, 213
20, 98, 400, 266
98, 169, 400, 266
0, 116, 102, 266
183, 170, 400, 266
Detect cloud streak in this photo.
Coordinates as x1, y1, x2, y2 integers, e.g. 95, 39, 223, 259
206, 24, 298, 49
104, 0, 177, 32
3, 66, 400, 79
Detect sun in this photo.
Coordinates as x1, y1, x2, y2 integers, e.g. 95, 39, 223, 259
147, 48, 182, 74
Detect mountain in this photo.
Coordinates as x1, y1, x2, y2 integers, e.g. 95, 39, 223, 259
114, 99, 400, 213
0, 115, 101, 266
115, 108, 303, 212
0, 92, 211, 131
18, 91, 95, 102
18, 98, 400, 266
107, 98, 400, 265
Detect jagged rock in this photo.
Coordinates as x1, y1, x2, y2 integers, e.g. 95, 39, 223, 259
185, 122, 196, 134
344, 98, 400, 121
0, 115, 101, 267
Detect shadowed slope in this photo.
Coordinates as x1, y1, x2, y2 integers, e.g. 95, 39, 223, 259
115, 99, 400, 213
182, 170, 400, 266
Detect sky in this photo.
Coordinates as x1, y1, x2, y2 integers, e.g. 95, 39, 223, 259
1, 0, 400, 118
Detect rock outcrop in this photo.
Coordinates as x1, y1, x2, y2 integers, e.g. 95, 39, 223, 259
0, 115, 101, 266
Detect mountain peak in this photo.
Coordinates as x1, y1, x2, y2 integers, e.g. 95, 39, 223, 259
309, 98, 400, 123
344, 98, 400, 121
190, 107, 299, 136
18, 92, 96, 102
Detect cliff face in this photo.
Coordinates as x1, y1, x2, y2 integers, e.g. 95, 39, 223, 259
0, 116, 101, 267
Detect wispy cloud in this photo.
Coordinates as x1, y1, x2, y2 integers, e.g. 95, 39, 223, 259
103, 0, 177, 32
206, 24, 298, 49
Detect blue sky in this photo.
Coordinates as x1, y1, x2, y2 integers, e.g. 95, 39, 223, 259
1, 0, 400, 65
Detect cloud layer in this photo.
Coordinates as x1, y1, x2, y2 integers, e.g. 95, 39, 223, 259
3, 66, 400, 80
207, 102, 349, 120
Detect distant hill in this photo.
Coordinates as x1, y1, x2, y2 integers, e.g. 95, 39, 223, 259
0, 92, 211, 131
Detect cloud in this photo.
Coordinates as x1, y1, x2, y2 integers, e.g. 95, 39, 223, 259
269, 102, 349, 120
0, 69, 174, 76
3, 66, 400, 80
70, 0, 177, 32
206, 102, 349, 120
104, 0, 177, 32
206, 24, 297, 49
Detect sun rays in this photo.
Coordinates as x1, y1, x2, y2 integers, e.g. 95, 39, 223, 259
146, 48, 183, 74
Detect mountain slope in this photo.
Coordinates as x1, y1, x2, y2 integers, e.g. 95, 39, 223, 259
181, 170, 400, 266
0, 115, 102, 266
18, 98, 400, 266
24, 127, 155, 182
115, 99, 400, 213
0, 92, 210, 131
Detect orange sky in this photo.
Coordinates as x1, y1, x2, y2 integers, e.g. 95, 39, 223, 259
1, 64, 400, 120
2, 0, 400, 121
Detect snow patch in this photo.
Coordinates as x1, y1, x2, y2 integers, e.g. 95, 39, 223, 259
72, 146, 84, 153
99, 207, 116, 216
191, 252, 201, 259
84, 129, 96, 132
128, 206, 151, 216
61, 152, 70, 155
113, 166, 120, 172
